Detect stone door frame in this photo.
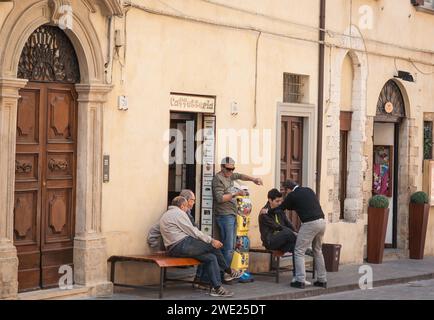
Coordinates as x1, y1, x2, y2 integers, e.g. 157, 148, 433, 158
275, 103, 317, 191
0, 1, 115, 299
373, 79, 415, 252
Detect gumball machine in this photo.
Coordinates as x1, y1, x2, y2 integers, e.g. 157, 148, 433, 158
231, 186, 254, 283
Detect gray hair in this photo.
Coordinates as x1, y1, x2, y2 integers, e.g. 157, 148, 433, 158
221, 157, 235, 166
171, 196, 187, 208
179, 189, 194, 200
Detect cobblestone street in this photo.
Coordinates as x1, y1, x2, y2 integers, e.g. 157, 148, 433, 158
303, 279, 434, 300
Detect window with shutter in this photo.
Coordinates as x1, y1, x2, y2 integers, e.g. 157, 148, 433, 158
412, 0, 434, 12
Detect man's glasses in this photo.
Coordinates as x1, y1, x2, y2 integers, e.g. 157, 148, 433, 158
224, 166, 235, 172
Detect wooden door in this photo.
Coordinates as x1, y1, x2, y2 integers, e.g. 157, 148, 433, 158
280, 117, 303, 230
339, 111, 352, 219
15, 82, 77, 292
339, 130, 349, 219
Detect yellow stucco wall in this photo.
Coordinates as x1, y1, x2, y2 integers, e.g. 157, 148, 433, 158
100, 1, 320, 282
1, 0, 434, 286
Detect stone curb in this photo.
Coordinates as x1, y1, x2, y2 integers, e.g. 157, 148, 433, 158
251, 273, 434, 300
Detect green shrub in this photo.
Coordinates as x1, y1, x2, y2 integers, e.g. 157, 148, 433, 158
410, 191, 429, 204
369, 195, 389, 208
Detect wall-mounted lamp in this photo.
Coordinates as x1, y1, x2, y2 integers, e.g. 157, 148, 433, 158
394, 70, 414, 82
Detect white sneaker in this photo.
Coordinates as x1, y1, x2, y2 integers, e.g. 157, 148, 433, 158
209, 286, 234, 297
291, 279, 311, 285
224, 269, 244, 282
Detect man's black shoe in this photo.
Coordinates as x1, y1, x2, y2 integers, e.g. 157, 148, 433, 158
290, 281, 305, 289
313, 281, 327, 288
305, 248, 314, 257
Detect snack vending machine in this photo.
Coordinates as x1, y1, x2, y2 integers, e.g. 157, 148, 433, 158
230, 186, 254, 282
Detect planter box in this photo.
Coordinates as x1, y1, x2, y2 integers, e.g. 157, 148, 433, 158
367, 207, 389, 264
409, 203, 430, 259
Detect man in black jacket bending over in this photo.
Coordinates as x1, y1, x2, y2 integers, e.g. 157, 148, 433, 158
259, 189, 297, 253
268, 180, 327, 290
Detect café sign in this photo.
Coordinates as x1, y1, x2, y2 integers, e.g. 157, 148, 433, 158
170, 93, 215, 114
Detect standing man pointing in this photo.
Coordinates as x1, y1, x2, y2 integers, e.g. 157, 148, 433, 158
212, 157, 263, 273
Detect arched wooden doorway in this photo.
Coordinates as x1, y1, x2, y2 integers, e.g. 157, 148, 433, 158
372, 80, 406, 248
14, 25, 80, 292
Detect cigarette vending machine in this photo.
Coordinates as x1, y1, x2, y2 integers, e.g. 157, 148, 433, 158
231, 186, 254, 282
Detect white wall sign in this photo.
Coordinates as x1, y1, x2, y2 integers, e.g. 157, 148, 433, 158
170, 93, 216, 114
200, 115, 216, 235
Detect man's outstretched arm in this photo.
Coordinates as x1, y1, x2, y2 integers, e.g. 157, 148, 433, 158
235, 173, 263, 186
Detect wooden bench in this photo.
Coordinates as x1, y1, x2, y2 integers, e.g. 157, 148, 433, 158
249, 247, 315, 283
108, 253, 201, 298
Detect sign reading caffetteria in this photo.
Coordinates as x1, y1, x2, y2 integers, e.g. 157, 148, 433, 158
170, 93, 215, 113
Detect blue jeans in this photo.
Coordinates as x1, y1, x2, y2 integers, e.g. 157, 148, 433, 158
215, 214, 236, 266
168, 236, 229, 288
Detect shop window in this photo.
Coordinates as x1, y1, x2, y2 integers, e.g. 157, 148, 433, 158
424, 0, 434, 9
283, 73, 309, 103
413, 0, 434, 12
424, 121, 433, 160
373, 146, 393, 197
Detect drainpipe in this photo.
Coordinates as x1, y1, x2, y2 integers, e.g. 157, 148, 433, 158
316, 0, 326, 197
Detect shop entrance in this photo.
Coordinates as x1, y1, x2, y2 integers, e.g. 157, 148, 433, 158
167, 112, 197, 205
168, 94, 216, 235
372, 80, 406, 248
373, 123, 399, 247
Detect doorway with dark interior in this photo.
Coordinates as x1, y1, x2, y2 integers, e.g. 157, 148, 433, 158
167, 112, 197, 210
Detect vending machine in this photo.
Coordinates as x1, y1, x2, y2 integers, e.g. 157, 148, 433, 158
230, 186, 254, 282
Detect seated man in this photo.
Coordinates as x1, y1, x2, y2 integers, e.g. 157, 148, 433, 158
147, 189, 198, 251
259, 189, 297, 253
160, 196, 243, 297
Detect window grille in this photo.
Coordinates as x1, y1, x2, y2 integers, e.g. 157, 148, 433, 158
283, 73, 305, 103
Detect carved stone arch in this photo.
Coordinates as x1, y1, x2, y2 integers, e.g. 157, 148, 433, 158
389, 78, 412, 120
326, 26, 369, 223
0, 0, 113, 299
18, 25, 81, 83
375, 79, 406, 123
0, 0, 106, 83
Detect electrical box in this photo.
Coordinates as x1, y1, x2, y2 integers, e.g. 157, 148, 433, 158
118, 95, 128, 110
103, 155, 110, 183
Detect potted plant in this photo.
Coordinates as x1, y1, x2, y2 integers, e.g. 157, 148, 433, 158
367, 195, 389, 264
409, 191, 430, 259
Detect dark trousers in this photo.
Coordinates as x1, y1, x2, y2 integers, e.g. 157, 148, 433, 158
168, 236, 229, 288
266, 227, 297, 253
